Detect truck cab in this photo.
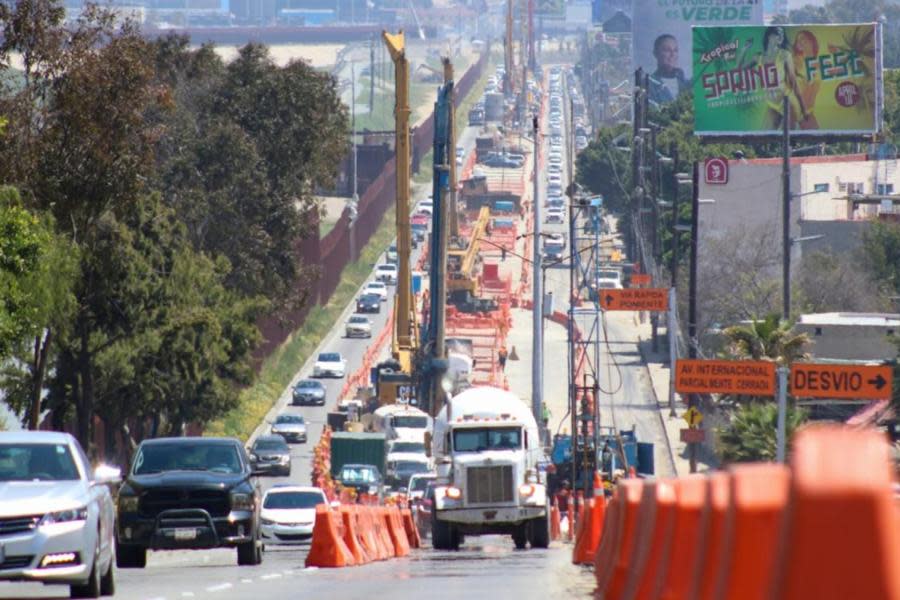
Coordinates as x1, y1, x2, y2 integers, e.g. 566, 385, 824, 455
430, 387, 549, 550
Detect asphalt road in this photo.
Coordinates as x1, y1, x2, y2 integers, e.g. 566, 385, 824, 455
0, 65, 605, 600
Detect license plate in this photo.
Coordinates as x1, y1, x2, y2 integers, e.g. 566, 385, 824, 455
174, 528, 197, 541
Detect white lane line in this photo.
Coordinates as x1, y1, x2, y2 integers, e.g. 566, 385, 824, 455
282, 569, 295, 575
205, 583, 233, 593
240, 578, 254, 584
261, 573, 283, 580
181, 593, 195, 598
145, 597, 167, 600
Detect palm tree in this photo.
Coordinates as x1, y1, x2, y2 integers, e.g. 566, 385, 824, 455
721, 313, 810, 366
718, 402, 808, 463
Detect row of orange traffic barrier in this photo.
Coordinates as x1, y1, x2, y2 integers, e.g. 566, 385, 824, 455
305, 504, 421, 568
569, 425, 900, 600
338, 311, 394, 401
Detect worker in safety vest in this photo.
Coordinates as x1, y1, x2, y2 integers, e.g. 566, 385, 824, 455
497, 345, 508, 371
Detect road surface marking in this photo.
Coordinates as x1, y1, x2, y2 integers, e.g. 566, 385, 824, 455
181, 593, 195, 598
261, 573, 283, 580
205, 583, 233, 593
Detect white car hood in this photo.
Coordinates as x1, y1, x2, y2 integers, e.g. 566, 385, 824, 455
272, 424, 306, 433
0, 480, 88, 517
261, 507, 317, 524
315, 360, 343, 370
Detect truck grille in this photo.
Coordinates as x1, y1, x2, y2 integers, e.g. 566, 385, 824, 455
466, 465, 514, 504
140, 489, 230, 518
0, 515, 40, 537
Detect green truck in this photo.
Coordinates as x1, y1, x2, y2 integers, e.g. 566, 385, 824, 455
330, 432, 386, 495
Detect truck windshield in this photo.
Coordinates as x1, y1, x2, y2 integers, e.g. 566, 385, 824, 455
132, 442, 241, 475
453, 427, 522, 452
392, 416, 428, 428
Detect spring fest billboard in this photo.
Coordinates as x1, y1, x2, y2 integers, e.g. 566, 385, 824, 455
632, 0, 763, 106
693, 24, 883, 136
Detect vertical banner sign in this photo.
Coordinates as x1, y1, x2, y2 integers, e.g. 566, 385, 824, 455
631, 0, 763, 105
693, 23, 883, 136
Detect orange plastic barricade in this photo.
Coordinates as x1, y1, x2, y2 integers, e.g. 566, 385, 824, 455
572, 497, 593, 564
594, 494, 622, 591
567, 494, 576, 541
773, 426, 900, 600
376, 508, 395, 559
340, 506, 367, 565
401, 508, 421, 549
715, 463, 790, 600
626, 480, 677, 600
657, 475, 710, 600
573, 496, 605, 565
550, 497, 561, 541
693, 472, 731, 600
357, 507, 381, 561
388, 507, 411, 557
305, 505, 356, 568
600, 478, 645, 600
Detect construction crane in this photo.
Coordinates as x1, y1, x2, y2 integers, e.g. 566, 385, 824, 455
447, 206, 491, 302
373, 30, 419, 407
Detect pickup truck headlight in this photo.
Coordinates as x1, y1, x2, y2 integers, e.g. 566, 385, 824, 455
230, 492, 254, 511
118, 495, 139, 513
40, 507, 88, 526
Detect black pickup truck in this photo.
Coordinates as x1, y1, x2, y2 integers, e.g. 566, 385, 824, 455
116, 437, 263, 568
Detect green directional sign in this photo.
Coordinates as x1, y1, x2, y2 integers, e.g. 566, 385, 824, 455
537, 0, 564, 17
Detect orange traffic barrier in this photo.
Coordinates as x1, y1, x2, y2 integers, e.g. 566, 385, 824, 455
715, 463, 790, 600
593, 493, 622, 591
625, 479, 677, 600
572, 497, 593, 564
356, 507, 381, 561
602, 478, 645, 600
566, 493, 575, 541
550, 497, 561, 541
657, 475, 710, 600
693, 472, 731, 600
401, 508, 421, 549
573, 494, 605, 565
340, 506, 367, 565
575, 490, 586, 530
375, 508, 395, 559
774, 426, 900, 600
305, 505, 356, 568
387, 507, 410, 557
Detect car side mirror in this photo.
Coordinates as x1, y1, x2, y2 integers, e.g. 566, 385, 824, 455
93, 464, 121, 485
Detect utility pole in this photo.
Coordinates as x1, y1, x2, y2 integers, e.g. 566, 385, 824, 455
444, 58, 459, 241
350, 61, 359, 261
630, 68, 642, 262
532, 114, 543, 429
369, 36, 375, 114
687, 161, 700, 474
781, 94, 792, 321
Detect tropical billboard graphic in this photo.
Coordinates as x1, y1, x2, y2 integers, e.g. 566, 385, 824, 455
631, 0, 763, 105
692, 24, 883, 137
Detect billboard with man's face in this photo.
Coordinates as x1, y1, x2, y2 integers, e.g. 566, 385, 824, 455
631, 0, 763, 106
692, 24, 883, 137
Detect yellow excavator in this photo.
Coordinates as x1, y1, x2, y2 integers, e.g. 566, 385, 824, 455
447, 206, 491, 300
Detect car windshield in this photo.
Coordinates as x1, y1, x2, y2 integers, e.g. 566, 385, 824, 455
360, 294, 379, 302
392, 416, 428, 428
391, 442, 425, 453
0, 443, 80, 482
597, 271, 620, 279
296, 380, 321, 389
132, 442, 241, 475
263, 491, 325, 510
367, 282, 385, 289
410, 476, 435, 492
254, 439, 288, 452
453, 427, 522, 452
340, 466, 378, 482
377, 265, 395, 271
392, 461, 429, 474
318, 353, 341, 362
276, 415, 304, 424
349, 316, 368, 324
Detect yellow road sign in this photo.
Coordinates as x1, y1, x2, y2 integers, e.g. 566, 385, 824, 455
683, 406, 704, 427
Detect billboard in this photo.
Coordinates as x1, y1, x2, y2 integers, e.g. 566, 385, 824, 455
693, 24, 883, 137
631, 0, 763, 105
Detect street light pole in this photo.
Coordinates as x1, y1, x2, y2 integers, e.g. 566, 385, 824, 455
687, 161, 700, 474
781, 94, 792, 321
532, 114, 543, 430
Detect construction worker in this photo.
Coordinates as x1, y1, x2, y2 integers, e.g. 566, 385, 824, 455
498, 345, 509, 371
501, 245, 507, 261
541, 402, 551, 428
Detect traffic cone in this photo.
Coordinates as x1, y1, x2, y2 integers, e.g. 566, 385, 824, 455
509, 345, 519, 360
550, 497, 561, 541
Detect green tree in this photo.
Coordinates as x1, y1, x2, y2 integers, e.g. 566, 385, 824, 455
718, 402, 808, 463
860, 219, 900, 296
793, 249, 889, 314
721, 313, 810, 365
575, 124, 631, 213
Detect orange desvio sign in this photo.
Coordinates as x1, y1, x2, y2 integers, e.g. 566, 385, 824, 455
675, 359, 776, 396
790, 363, 893, 400
599, 288, 668, 311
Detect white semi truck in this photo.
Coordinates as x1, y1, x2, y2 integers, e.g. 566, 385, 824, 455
430, 386, 550, 550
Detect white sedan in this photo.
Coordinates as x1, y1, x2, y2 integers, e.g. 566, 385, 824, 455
0, 431, 120, 598
364, 281, 389, 302
260, 486, 328, 546
313, 352, 347, 378
345, 315, 373, 338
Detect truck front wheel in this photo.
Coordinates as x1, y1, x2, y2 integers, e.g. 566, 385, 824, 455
529, 513, 550, 549
431, 516, 460, 551
512, 523, 528, 550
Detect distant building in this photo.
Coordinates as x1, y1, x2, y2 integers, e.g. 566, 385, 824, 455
796, 312, 900, 362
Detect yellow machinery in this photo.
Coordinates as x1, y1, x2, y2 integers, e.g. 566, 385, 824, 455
447, 206, 491, 295
375, 30, 419, 406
